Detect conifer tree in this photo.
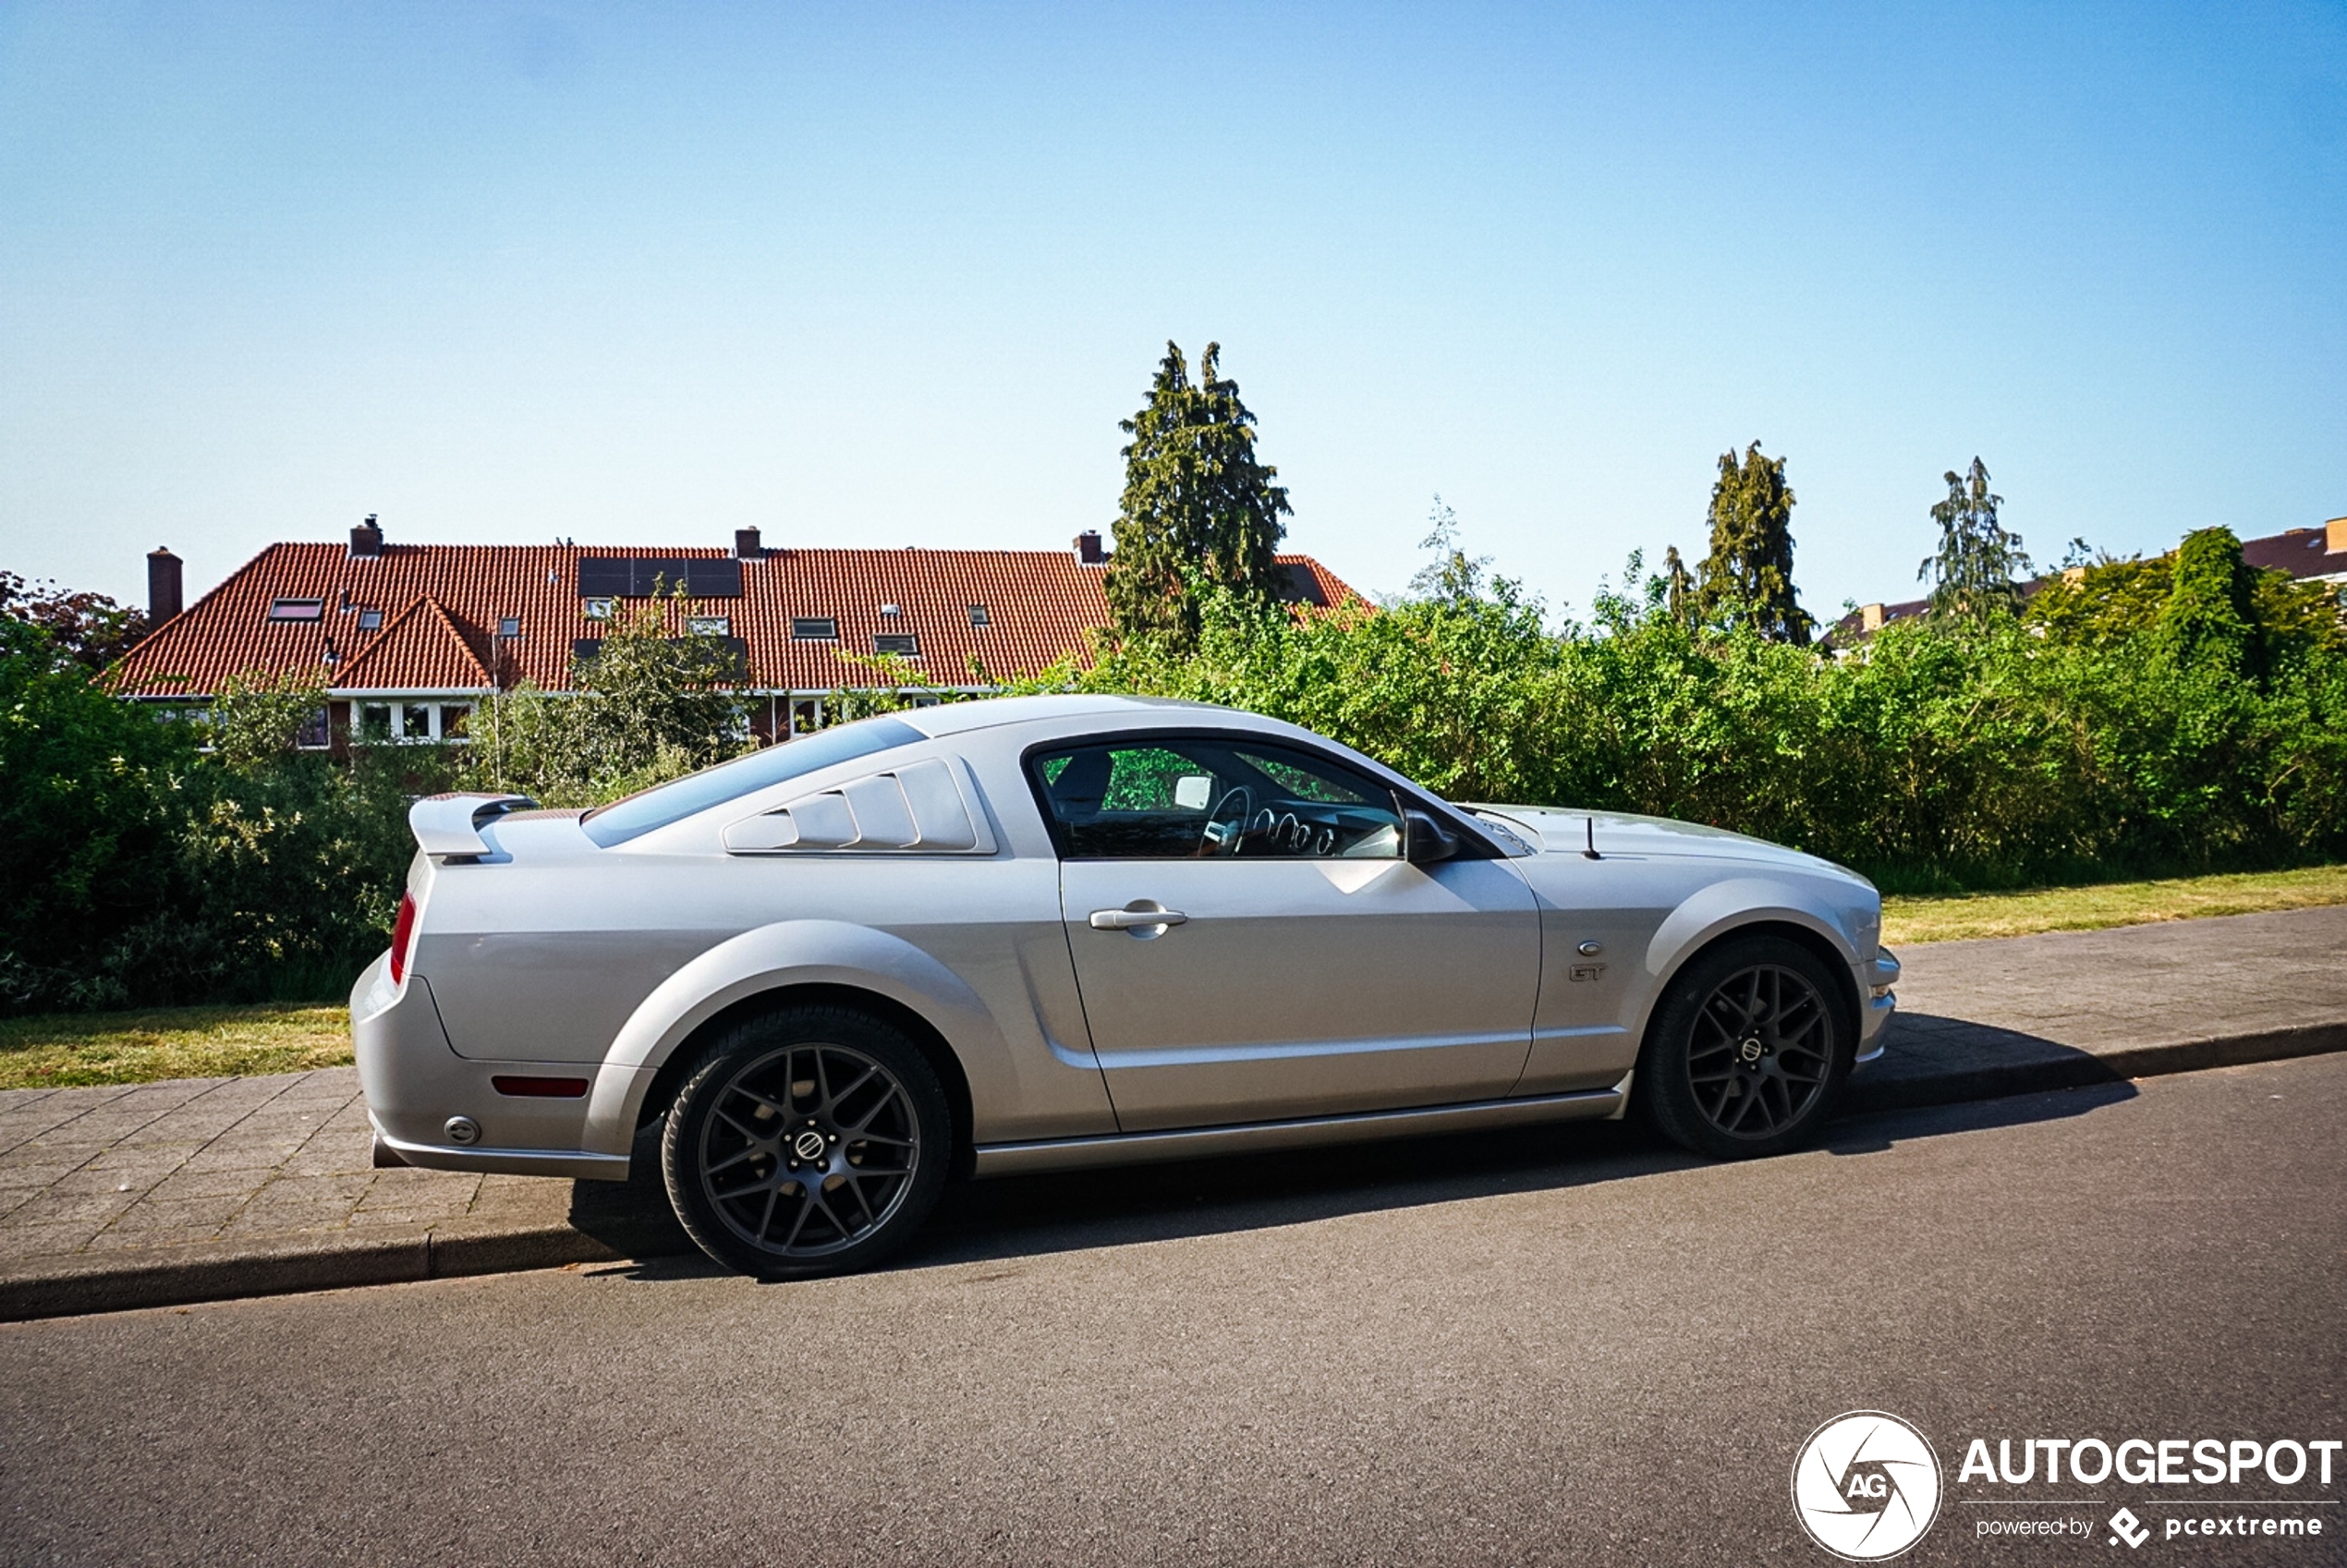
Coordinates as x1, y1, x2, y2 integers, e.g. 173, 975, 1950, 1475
1104, 341, 1292, 650
1695, 442, 1811, 644
1918, 457, 2030, 619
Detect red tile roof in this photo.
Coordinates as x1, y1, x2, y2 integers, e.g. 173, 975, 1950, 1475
330, 595, 492, 691
113, 540, 1362, 699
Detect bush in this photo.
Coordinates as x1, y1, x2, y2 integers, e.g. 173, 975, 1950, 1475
1023, 557, 2347, 893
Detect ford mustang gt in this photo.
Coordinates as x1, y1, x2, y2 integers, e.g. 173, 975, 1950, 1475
357, 694, 1898, 1277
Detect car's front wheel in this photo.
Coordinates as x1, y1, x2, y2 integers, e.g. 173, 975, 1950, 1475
661, 1005, 951, 1279
1638, 935, 1852, 1160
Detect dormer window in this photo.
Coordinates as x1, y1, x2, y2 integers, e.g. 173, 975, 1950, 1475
356, 608, 383, 631
874, 633, 920, 658
968, 603, 990, 626
267, 597, 324, 623
880, 602, 901, 617
583, 597, 614, 620
498, 617, 521, 638
688, 615, 731, 637
792, 617, 838, 641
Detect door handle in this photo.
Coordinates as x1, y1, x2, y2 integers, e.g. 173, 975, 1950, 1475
1088, 906, 1188, 930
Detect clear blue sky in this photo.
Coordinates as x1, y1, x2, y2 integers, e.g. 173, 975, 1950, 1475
3, 2, 2341, 620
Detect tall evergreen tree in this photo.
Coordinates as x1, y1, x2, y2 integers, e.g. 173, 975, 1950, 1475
1694, 442, 1810, 644
1104, 341, 1292, 650
1918, 457, 2030, 619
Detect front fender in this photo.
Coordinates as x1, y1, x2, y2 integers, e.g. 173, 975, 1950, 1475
1644, 876, 1864, 994
580, 919, 996, 1156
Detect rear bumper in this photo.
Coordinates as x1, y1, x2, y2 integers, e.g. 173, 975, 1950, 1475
352, 952, 633, 1183
368, 1117, 629, 1181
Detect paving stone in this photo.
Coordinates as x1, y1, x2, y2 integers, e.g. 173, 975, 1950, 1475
103, 1194, 248, 1234
2, 1222, 105, 1258
7, 1188, 140, 1227
45, 1165, 175, 1197
147, 1166, 285, 1202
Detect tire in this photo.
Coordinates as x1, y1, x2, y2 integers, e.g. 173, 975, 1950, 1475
1637, 935, 1853, 1160
661, 1004, 952, 1279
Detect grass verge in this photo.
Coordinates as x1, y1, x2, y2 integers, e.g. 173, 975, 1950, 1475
0, 1004, 351, 1091
1883, 863, 2347, 945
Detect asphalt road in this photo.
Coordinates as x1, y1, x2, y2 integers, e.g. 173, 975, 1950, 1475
4, 1056, 2342, 1567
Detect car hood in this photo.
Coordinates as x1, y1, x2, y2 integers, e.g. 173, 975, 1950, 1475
1463, 804, 1856, 879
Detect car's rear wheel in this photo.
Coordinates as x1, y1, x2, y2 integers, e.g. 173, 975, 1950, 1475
661, 1005, 951, 1279
1638, 935, 1852, 1160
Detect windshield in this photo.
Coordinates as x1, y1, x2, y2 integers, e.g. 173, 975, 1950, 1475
580, 717, 926, 845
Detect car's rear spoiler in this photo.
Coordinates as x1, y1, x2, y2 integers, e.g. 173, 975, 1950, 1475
409, 793, 536, 860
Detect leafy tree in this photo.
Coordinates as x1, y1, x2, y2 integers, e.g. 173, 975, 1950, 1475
1692, 442, 1811, 645
471, 589, 751, 806
1103, 341, 1293, 651
1404, 494, 1491, 605
210, 668, 330, 772
0, 571, 149, 672
2155, 526, 2257, 673
2028, 534, 2341, 669
1918, 457, 2030, 620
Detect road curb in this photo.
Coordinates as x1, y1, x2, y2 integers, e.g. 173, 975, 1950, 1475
6, 1019, 2345, 1322
0, 1222, 628, 1323
1842, 1018, 2347, 1115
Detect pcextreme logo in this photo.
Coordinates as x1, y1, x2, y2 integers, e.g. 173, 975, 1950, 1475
1792, 1411, 1945, 1561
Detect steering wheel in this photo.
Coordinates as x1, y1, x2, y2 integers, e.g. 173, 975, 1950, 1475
1199, 786, 1254, 857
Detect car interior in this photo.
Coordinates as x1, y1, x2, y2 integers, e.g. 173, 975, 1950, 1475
1029, 736, 1405, 860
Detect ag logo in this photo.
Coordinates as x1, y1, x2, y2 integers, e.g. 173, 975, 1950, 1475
1791, 1411, 1943, 1561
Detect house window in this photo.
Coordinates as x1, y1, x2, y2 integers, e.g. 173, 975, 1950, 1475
968, 603, 989, 626
688, 614, 731, 638
874, 633, 920, 658
356, 608, 383, 631
358, 704, 393, 744
297, 709, 331, 749
439, 703, 472, 741
790, 699, 824, 735
498, 617, 521, 638
583, 598, 614, 621
267, 598, 325, 622
792, 617, 837, 641
401, 703, 432, 739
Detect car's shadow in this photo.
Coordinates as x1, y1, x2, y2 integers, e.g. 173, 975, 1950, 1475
568, 1051, 2138, 1282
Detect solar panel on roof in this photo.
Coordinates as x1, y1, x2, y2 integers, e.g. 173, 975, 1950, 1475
575, 558, 743, 598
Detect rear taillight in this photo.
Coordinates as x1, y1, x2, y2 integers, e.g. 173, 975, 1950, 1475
388, 892, 417, 984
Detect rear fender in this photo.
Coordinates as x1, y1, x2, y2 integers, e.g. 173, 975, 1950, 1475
581, 919, 991, 1156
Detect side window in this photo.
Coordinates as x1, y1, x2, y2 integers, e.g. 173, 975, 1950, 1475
1028, 736, 1404, 861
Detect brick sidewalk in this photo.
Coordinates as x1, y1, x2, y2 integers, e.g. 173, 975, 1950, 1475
0, 1069, 571, 1262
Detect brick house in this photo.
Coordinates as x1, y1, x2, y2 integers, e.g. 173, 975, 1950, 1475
113, 519, 1358, 748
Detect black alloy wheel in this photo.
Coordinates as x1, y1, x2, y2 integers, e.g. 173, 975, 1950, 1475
663, 1005, 951, 1279
1638, 935, 1853, 1160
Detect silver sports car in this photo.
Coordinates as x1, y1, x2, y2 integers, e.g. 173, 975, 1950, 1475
357, 694, 1898, 1277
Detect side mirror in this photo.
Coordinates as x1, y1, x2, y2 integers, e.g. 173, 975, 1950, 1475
1404, 808, 1461, 866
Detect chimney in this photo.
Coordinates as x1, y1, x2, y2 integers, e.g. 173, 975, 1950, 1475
349, 514, 383, 558
1074, 529, 1106, 565
735, 527, 764, 560
2328, 517, 2347, 555
1859, 602, 1885, 632
147, 547, 184, 626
